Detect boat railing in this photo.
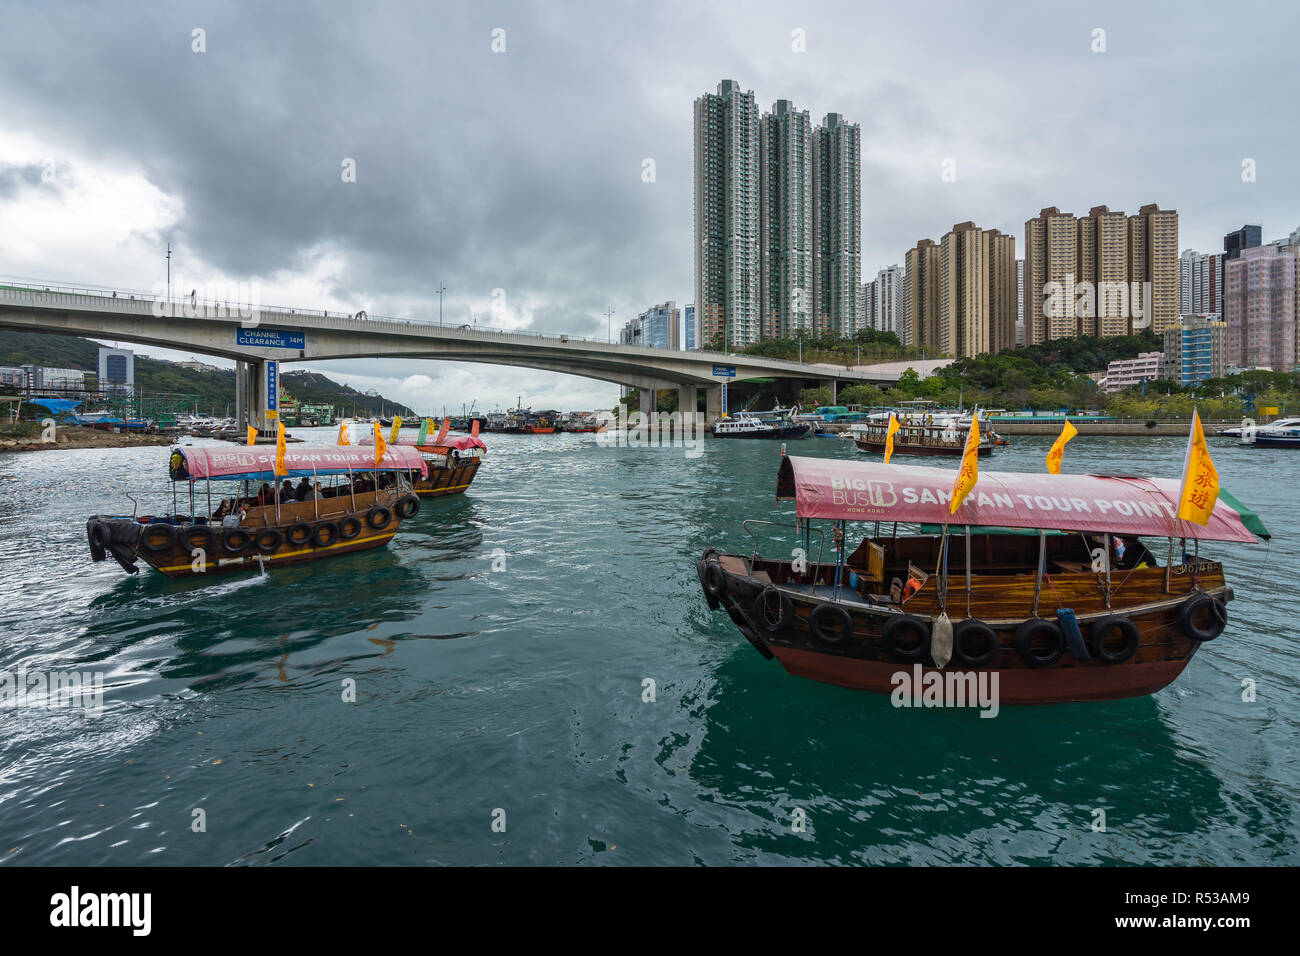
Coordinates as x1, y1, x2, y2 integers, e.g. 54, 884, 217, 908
742, 519, 826, 586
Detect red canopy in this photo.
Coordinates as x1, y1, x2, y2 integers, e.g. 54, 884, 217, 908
176, 444, 428, 481
776, 455, 1260, 543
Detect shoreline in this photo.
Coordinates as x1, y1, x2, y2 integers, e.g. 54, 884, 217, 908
0, 425, 174, 453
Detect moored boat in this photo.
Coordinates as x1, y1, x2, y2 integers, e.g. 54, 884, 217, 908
851, 412, 994, 456
362, 420, 486, 498
697, 454, 1268, 704
87, 444, 429, 577
711, 410, 810, 439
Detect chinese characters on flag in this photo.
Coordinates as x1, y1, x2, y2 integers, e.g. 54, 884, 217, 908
1177, 409, 1219, 525
373, 420, 387, 471
949, 416, 981, 514
274, 420, 287, 476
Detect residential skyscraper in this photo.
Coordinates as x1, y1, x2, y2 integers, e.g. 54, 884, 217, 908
1179, 250, 1225, 318
1224, 244, 1297, 371
1133, 204, 1179, 334
934, 222, 1016, 358
684, 304, 696, 350
758, 99, 813, 338
1224, 224, 1262, 261
693, 80, 760, 349
904, 238, 940, 350
1015, 258, 1025, 346
860, 280, 875, 331
634, 301, 681, 350
1023, 207, 1078, 343
874, 265, 904, 339
811, 113, 861, 335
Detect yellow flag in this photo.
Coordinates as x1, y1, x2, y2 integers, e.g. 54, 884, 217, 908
274, 420, 287, 476
949, 416, 980, 514
389, 415, 403, 443
1046, 419, 1078, 474
246, 425, 257, 446
373, 420, 387, 470
883, 413, 901, 464
337, 421, 350, 445
1177, 409, 1219, 525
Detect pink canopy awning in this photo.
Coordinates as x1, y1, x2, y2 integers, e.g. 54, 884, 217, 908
775, 455, 1261, 543
176, 444, 428, 481
358, 434, 486, 452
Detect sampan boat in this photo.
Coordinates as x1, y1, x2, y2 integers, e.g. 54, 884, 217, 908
87, 444, 429, 577
360, 423, 485, 498
697, 454, 1269, 704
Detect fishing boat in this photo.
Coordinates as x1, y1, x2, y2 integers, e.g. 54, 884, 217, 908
361, 420, 486, 498
696, 454, 1268, 704
86, 444, 428, 577
711, 409, 810, 439
851, 411, 994, 457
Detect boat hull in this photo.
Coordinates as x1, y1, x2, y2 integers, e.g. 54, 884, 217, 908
711, 425, 810, 439
1247, 436, 1300, 448
413, 458, 481, 497
89, 489, 412, 578
699, 550, 1228, 704
853, 438, 992, 456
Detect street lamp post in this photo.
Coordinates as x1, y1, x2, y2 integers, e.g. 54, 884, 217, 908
606, 306, 616, 344
166, 242, 172, 309
437, 283, 447, 327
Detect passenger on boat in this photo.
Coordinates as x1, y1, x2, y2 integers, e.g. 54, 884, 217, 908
221, 504, 247, 528
280, 479, 296, 502
1114, 536, 1157, 570
295, 477, 314, 500
256, 483, 274, 507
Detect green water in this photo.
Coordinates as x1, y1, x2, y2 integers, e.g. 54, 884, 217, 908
0, 428, 1296, 865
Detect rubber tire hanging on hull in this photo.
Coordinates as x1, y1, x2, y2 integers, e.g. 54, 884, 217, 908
701, 561, 725, 602
221, 528, 251, 554
338, 516, 362, 540
311, 522, 339, 548
1014, 618, 1065, 667
952, 619, 1000, 668
1089, 615, 1141, 664
255, 528, 284, 554
183, 525, 217, 553
809, 603, 853, 645
286, 522, 313, 546
140, 524, 175, 552
395, 495, 420, 519
882, 614, 931, 663
367, 506, 392, 530
696, 560, 720, 609
1179, 594, 1227, 642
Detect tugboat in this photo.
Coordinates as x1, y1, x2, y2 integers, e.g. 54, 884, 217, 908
87, 444, 428, 577
696, 453, 1268, 704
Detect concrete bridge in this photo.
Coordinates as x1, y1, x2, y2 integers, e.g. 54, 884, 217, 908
0, 281, 913, 428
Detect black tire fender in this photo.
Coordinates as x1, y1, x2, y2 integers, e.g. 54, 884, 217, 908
221, 528, 251, 554
809, 602, 854, 646
395, 495, 420, 519
1179, 594, 1227, 642
183, 525, 216, 553
311, 522, 340, 548
139, 523, 175, 553
883, 614, 931, 662
696, 560, 721, 609
1089, 615, 1141, 663
255, 528, 284, 554
702, 561, 725, 599
338, 515, 363, 540
1015, 618, 1065, 667
752, 586, 795, 635
366, 506, 393, 530
286, 521, 313, 546
952, 619, 1000, 668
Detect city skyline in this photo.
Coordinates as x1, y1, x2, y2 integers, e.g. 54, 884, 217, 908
2, 2, 1299, 408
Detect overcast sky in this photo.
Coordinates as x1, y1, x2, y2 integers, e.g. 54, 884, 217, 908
1, 1, 1297, 412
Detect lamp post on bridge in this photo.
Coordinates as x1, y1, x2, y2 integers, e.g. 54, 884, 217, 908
166, 242, 172, 310
606, 305, 616, 344
437, 283, 447, 327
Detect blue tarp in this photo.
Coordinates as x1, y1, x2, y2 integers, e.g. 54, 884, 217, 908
29, 398, 82, 414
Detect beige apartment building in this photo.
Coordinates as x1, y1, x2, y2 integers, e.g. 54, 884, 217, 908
904, 238, 940, 352
904, 224, 1015, 359
1023, 203, 1179, 343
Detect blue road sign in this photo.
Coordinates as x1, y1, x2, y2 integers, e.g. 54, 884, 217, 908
712, 365, 736, 378
237, 327, 305, 350
267, 361, 278, 410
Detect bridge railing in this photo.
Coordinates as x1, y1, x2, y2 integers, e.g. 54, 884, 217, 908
0, 276, 890, 377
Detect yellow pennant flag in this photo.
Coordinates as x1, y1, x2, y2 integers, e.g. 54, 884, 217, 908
246, 425, 257, 446
949, 416, 981, 514
389, 415, 403, 443
1177, 409, 1219, 525
373, 420, 387, 470
274, 420, 287, 476
337, 421, 350, 445
883, 413, 901, 464
1046, 419, 1078, 474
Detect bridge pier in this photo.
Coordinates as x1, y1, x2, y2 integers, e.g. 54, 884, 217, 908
638, 388, 655, 416
677, 385, 698, 416
704, 384, 722, 424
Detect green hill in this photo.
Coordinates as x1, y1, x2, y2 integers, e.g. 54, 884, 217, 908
0, 329, 416, 418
